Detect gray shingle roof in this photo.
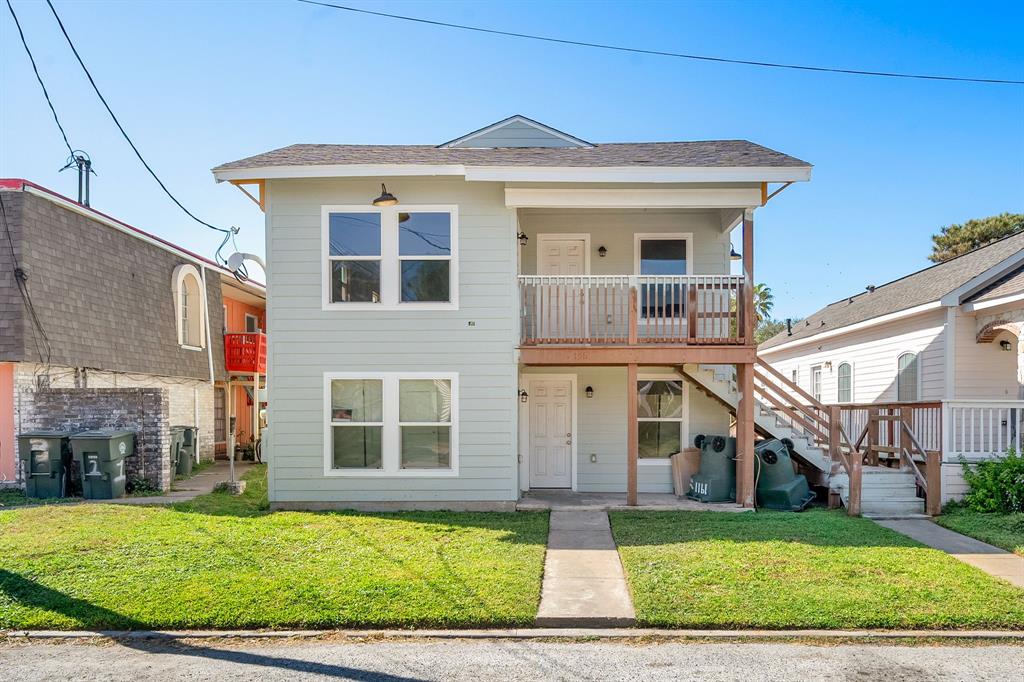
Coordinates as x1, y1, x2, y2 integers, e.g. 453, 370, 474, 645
966, 263, 1024, 303
760, 231, 1024, 350
213, 140, 810, 172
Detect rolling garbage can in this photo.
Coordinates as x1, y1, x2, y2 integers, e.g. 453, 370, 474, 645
754, 439, 816, 511
173, 426, 197, 477
70, 430, 136, 500
687, 434, 737, 503
17, 431, 74, 498
169, 427, 184, 476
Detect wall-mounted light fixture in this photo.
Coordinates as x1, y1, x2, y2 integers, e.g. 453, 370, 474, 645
585, 385, 594, 398
824, 361, 833, 370
1000, 340, 1013, 351
597, 246, 607, 258
517, 232, 528, 247
372, 183, 398, 206
518, 389, 529, 403
730, 245, 742, 261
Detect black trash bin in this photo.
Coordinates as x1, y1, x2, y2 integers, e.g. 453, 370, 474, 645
17, 431, 74, 498
70, 430, 136, 499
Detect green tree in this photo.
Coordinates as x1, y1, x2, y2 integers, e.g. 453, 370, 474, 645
929, 213, 1024, 263
753, 283, 774, 324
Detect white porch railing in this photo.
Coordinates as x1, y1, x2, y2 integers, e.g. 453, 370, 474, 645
944, 400, 1024, 461
518, 274, 745, 345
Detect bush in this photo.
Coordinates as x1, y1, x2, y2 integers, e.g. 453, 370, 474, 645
960, 449, 1024, 513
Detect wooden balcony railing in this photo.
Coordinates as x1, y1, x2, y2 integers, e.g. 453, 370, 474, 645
518, 275, 746, 346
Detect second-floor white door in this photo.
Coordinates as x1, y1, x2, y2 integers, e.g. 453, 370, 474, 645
536, 237, 589, 340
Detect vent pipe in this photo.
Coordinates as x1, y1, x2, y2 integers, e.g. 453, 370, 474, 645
60, 151, 95, 207
786, 318, 792, 336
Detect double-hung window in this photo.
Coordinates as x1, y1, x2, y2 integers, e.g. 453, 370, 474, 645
637, 378, 686, 461
325, 372, 458, 476
323, 205, 458, 309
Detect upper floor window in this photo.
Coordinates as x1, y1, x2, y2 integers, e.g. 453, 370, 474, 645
810, 365, 823, 402
172, 264, 206, 349
897, 352, 919, 401
837, 362, 853, 403
245, 313, 260, 333
322, 205, 458, 310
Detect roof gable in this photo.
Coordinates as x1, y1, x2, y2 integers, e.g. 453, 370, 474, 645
438, 115, 593, 149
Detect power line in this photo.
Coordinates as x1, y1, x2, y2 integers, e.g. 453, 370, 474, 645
43, 0, 237, 248
297, 0, 1024, 86
5, 0, 75, 156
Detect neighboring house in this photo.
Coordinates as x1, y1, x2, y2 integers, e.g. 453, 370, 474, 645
760, 231, 1024, 510
0, 179, 266, 491
212, 115, 813, 510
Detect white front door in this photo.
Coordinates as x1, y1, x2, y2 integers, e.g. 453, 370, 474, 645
537, 237, 589, 340
529, 379, 573, 488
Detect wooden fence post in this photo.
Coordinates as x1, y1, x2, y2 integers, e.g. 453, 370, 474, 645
867, 407, 880, 466
926, 451, 942, 516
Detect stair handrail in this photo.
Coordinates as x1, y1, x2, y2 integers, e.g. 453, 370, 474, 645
753, 358, 830, 444
755, 357, 829, 413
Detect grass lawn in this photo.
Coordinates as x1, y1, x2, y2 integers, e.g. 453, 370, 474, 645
936, 508, 1024, 556
0, 489, 80, 509
0, 466, 549, 630
610, 509, 1024, 630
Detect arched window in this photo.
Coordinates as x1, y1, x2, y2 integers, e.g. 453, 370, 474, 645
837, 362, 853, 403
897, 352, 918, 401
173, 264, 206, 349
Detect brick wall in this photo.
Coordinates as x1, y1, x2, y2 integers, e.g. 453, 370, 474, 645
2, 188, 226, 379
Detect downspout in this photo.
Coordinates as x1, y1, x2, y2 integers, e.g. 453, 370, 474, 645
200, 266, 215, 386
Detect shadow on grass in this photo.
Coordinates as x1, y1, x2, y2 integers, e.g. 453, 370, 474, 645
609, 508, 929, 549
0, 570, 426, 681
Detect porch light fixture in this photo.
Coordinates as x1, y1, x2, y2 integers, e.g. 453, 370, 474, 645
730, 245, 742, 261
585, 385, 594, 398
1000, 340, 1012, 351
518, 389, 529, 403
517, 232, 529, 247
598, 246, 607, 258
372, 183, 399, 206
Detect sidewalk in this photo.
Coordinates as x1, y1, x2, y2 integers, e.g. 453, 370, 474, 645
875, 519, 1024, 588
111, 461, 254, 506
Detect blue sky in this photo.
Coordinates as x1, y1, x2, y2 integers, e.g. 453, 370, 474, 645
2, 0, 1022, 318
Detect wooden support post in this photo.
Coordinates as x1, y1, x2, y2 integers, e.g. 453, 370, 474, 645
628, 288, 638, 345
926, 451, 942, 516
626, 363, 638, 506
253, 372, 260, 454
736, 362, 755, 507
828, 405, 841, 465
741, 210, 755, 345
867, 407, 880, 466
899, 407, 912, 466
847, 446, 863, 516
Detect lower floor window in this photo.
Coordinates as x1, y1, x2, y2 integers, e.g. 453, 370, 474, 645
637, 379, 685, 459
326, 373, 457, 475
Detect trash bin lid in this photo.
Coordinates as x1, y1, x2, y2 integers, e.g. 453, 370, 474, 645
19, 430, 76, 438
71, 429, 136, 439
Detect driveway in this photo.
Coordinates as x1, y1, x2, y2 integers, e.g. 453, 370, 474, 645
1, 639, 1021, 681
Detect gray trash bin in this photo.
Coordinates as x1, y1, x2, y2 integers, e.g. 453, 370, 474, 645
70, 429, 136, 500
17, 431, 74, 498
173, 426, 197, 477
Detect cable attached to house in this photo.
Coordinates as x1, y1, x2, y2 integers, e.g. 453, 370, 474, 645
297, 0, 1024, 86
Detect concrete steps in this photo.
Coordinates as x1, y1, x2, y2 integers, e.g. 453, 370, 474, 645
833, 467, 925, 518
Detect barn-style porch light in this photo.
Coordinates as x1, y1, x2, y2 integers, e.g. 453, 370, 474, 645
730, 245, 742, 261
372, 184, 399, 206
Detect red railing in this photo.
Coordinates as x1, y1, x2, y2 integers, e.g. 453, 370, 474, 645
225, 333, 267, 374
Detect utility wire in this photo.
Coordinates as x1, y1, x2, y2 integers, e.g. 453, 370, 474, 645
43, 0, 237, 247
298, 0, 1024, 86
5, 0, 75, 156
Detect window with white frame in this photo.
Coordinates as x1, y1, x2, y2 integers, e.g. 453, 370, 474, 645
897, 352, 919, 401
810, 365, 822, 402
637, 379, 685, 460
245, 313, 259, 333
325, 373, 458, 475
791, 367, 798, 385
634, 233, 691, 320
172, 264, 205, 349
837, 362, 853, 403
323, 206, 457, 309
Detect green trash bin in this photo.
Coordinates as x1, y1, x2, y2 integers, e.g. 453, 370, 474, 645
17, 431, 74, 499
754, 439, 816, 511
70, 430, 136, 500
173, 426, 197, 477
169, 426, 185, 477
687, 434, 737, 503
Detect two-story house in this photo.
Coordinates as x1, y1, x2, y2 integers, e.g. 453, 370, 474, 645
0, 179, 266, 491
213, 116, 812, 510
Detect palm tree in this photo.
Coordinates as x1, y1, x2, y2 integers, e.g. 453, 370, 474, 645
753, 283, 774, 324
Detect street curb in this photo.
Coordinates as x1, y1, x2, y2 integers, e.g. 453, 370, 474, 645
3, 628, 1023, 641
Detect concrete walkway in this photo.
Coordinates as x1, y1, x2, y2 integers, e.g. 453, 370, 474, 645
518, 489, 749, 512
535, 511, 636, 627
109, 461, 255, 506
876, 519, 1024, 588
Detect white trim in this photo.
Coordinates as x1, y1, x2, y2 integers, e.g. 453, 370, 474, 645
944, 307, 957, 400
438, 115, 593, 149
535, 233, 592, 275
519, 373, 578, 491
835, 360, 854, 404
323, 372, 459, 478
962, 291, 1024, 313
213, 164, 812, 184
940, 249, 1024, 306
504, 188, 762, 209
758, 301, 943, 356
896, 351, 921, 402
636, 372, 689, 466
320, 204, 459, 311
809, 364, 823, 403
172, 264, 207, 349
633, 232, 694, 276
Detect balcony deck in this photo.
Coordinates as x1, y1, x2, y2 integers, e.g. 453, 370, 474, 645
518, 275, 754, 365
